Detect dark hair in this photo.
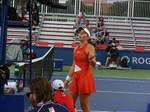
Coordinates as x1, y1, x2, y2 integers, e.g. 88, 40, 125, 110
97, 22, 102, 27
99, 17, 104, 21
116, 41, 119, 43
112, 38, 116, 40
27, 76, 54, 103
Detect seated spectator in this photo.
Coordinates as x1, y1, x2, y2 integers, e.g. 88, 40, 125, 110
109, 38, 116, 44
26, 49, 36, 60
32, 2, 39, 26
83, 20, 92, 34
21, 38, 30, 59
6, 38, 23, 61
26, 28, 37, 44
73, 19, 83, 36
95, 22, 105, 37
98, 17, 104, 26
96, 36, 104, 44
27, 76, 70, 112
88, 36, 96, 48
105, 43, 120, 67
95, 36, 104, 49
51, 79, 75, 112
78, 9, 86, 24
116, 41, 123, 50
101, 28, 109, 44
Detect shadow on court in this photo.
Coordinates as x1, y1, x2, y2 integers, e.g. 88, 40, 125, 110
50, 74, 150, 112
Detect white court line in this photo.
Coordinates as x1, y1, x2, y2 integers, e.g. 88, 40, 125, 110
96, 78, 150, 83
78, 110, 112, 112
96, 90, 150, 95
52, 75, 150, 83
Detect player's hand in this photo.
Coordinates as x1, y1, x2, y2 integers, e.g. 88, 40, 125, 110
64, 80, 71, 89
0, 70, 5, 73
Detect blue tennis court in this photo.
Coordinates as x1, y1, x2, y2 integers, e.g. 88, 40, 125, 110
50, 74, 150, 112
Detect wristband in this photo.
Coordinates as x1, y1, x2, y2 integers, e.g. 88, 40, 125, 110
66, 76, 72, 81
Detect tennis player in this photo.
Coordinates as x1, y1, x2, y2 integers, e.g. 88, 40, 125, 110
64, 28, 96, 112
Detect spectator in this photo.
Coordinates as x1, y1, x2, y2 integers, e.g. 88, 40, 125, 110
73, 19, 83, 36
95, 22, 105, 37
73, 20, 83, 42
105, 43, 120, 67
21, 38, 30, 59
96, 36, 104, 44
95, 36, 104, 49
116, 41, 123, 50
26, 49, 37, 60
98, 17, 104, 26
6, 38, 23, 61
32, 2, 39, 26
101, 28, 109, 44
27, 76, 70, 112
83, 20, 92, 34
16, 0, 28, 21
78, 9, 86, 24
51, 79, 75, 112
88, 36, 96, 48
109, 38, 116, 44
26, 28, 37, 44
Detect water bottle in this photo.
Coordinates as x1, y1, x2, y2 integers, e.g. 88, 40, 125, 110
14, 64, 19, 77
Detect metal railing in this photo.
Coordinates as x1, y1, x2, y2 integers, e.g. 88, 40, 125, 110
11, 0, 150, 18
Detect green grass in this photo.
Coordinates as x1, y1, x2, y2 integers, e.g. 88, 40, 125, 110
53, 65, 150, 79
9, 65, 150, 79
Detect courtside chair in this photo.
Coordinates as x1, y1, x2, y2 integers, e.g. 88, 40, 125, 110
38, 41, 49, 46
7, 39, 12, 42
71, 43, 80, 48
54, 42, 64, 47
99, 44, 108, 49
135, 46, 145, 51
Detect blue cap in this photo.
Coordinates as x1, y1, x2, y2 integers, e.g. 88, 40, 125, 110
111, 43, 115, 46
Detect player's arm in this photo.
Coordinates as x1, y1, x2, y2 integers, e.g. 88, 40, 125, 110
87, 44, 96, 67
64, 47, 76, 87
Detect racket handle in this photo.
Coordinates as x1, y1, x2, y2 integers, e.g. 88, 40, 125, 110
67, 81, 72, 86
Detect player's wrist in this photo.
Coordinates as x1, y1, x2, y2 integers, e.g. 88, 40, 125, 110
89, 59, 94, 62
66, 76, 72, 81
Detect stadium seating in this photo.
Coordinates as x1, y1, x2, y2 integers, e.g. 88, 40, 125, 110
7, 39, 12, 42
54, 42, 64, 47
71, 43, 80, 47
99, 44, 108, 49
6, 13, 150, 51
38, 41, 49, 46
135, 46, 145, 51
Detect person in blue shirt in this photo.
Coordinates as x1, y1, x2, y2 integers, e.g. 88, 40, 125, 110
27, 76, 70, 112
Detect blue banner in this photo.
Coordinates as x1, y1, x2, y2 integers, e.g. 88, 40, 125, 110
33, 46, 150, 69
53, 59, 63, 71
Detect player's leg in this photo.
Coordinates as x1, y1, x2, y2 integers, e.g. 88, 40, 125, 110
116, 57, 120, 65
105, 57, 111, 67
79, 93, 90, 112
68, 91, 79, 112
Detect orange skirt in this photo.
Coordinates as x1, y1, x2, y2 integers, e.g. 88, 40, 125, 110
69, 69, 96, 94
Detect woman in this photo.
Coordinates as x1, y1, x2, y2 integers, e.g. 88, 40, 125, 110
32, 2, 39, 26
64, 28, 96, 112
95, 22, 105, 37
98, 17, 104, 26
83, 20, 92, 35
78, 9, 86, 24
